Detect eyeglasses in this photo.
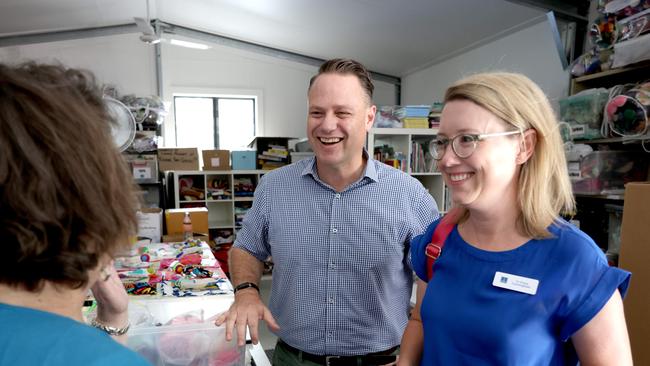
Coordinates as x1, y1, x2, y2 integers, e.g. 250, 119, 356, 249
429, 130, 522, 161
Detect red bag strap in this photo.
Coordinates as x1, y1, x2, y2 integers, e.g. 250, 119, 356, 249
426, 207, 463, 281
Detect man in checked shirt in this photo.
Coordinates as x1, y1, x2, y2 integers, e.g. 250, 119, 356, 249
216, 58, 439, 366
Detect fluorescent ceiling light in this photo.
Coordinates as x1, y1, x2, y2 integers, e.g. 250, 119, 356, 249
170, 39, 210, 50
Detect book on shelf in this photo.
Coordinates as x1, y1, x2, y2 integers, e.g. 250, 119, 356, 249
411, 141, 436, 173
257, 154, 284, 161
403, 117, 429, 129
264, 147, 288, 156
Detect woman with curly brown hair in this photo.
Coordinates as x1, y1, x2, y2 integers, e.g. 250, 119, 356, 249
0, 62, 149, 365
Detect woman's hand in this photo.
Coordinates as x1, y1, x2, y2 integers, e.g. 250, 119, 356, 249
90, 261, 130, 343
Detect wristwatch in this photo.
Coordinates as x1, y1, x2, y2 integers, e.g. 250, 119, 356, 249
91, 318, 130, 336
233, 282, 260, 294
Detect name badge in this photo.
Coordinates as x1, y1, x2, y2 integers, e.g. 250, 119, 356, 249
492, 271, 539, 295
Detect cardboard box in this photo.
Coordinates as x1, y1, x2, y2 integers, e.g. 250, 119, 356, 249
231, 150, 256, 170
157, 148, 199, 172
164, 207, 209, 236
618, 182, 650, 366
202, 149, 230, 170
137, 208, 163, 243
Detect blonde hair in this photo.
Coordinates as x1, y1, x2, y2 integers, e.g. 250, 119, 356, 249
444, 72, 575, 238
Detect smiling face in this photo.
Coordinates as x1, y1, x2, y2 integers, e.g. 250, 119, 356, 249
307, 73, 375, 173
437, 100, 522, 211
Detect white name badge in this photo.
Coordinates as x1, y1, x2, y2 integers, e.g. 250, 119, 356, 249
492, 271, 539, 295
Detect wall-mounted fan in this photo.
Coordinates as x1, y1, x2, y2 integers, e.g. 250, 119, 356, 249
105, 96, 136, 152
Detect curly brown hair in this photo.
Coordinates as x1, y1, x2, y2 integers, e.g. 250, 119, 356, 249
0, 62, 139, 291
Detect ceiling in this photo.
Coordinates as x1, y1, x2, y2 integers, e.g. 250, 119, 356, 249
0, 0, 551, 76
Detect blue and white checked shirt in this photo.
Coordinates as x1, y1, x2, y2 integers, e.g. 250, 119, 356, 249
234, 154, 439, 356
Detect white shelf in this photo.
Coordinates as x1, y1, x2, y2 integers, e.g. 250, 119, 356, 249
371, 127, 438, 135
368, 128, 448, 212
209, 220, 235, 229
173, 170, 265, 235
175, 169, 267, 175
411, 172, 441, 176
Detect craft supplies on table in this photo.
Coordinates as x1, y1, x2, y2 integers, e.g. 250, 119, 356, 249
114, 239, 243, 365
115, 238, 233, 297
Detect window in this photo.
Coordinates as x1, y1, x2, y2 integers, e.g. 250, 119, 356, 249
174, 96, 256, 151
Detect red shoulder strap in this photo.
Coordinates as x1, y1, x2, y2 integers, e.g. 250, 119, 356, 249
426, 207, 463, 281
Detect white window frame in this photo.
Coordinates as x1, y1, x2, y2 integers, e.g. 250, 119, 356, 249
163, 86, 263, 148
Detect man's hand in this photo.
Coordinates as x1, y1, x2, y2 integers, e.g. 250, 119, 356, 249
215, 289, 279, 346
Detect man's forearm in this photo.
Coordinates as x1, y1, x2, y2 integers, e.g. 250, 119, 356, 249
229, 247, 265, 285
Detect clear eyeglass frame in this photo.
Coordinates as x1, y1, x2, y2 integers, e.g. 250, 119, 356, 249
430, 130, 522, 160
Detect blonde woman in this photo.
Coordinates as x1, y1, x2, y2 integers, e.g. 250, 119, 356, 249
399, 72, 632, 365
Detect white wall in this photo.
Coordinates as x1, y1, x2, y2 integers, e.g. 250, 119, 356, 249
161, 38, 397, 146
0, 33, 157, 96
402, 19, 570, 109
0, 32, 398, 148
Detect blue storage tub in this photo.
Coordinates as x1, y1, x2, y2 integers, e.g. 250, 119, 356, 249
231, 151, 256, 170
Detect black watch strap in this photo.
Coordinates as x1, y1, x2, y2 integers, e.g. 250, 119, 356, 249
234, 282, 260, 294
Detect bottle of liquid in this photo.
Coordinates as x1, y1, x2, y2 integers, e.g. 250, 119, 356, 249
183, 212, 193, 241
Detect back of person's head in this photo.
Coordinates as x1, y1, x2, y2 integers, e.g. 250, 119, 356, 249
0, 62, 139, 291
444, 71, 575, 238
308, 58, 374, 105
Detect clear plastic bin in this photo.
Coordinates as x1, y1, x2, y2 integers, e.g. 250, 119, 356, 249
571, 151, 648, 195
128, 322, 244, 366
559, 88, 609, 140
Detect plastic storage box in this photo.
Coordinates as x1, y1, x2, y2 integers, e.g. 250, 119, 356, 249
126, 287, 240, 365
559, 88, 609, 140
231, 151, 256, 170
127, 322, 244, 366
571, 151, 648, 195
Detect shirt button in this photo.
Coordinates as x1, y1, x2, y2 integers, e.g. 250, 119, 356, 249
328, 297, 335, 304
329, 261, 336, 269
327, 332, 333, 338
335, 193, 341, 199
332, 228, 338, 233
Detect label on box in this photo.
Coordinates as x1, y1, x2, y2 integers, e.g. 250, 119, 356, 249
211, 157, 221, 166
137, 208, 162, 243
133, 166, 152, 180
570, 125, 585, 137
567, 162, 581, 179
158, 148, 199, 171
